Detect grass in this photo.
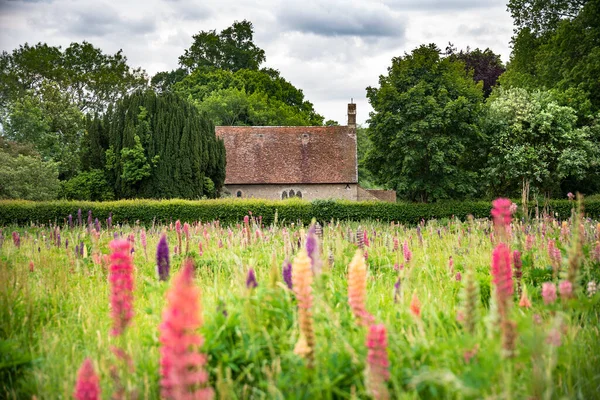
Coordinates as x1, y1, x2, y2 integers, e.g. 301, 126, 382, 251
1, 212, 599, 399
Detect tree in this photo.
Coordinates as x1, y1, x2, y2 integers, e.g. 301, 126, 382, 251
483, 87, 597, 198
99, 90, 226, 199
446, 45, 505, 97
179, 20, 266, 72
0, 41, 147, 113
365, 44, 485, 202
503, 0, 600, 114
0, 149, 60, 200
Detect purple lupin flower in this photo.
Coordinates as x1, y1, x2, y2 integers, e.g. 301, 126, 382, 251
87, 210, 92, 228
107, 212, 112, 230
306, 225, 322, 274
94, 218, 100, 233
77, 209, 82, 226
113, 232, 119, 240
282, 259, 293, 289
74, 243, 79, 258
56, 233, 61, 248
246, 268, 258, 289
65, 239, 69, 249
156, 234, 170, 281
68, 214, 73, 229
393, 277, 401, 303
79, 242, 84, 257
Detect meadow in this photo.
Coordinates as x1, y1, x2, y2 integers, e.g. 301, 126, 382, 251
1, 200, 599, 399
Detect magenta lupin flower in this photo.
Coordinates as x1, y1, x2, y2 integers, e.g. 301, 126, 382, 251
109, 239, 134, 336
365, 324, 390, 400
74, 358, 101, 400
542, 282, 557, 305
491, 243, 513, 316
159, 259, 214, 400
491, 198, 513, 228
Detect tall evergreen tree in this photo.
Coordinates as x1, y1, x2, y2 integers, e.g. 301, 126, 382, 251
96, 90, 225, 199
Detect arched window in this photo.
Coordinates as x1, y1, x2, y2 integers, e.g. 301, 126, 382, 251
282, 191, 288, 200
236, 190, 242, 198
289, 189, 295, 197
296, 191, 302, 199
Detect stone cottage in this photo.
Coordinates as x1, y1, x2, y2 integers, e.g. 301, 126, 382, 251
215, 104, 395, 202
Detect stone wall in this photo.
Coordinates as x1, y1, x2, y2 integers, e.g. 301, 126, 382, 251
225, 184, 358, 201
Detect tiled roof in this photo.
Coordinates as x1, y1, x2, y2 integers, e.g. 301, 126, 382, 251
215, 126, 357, 184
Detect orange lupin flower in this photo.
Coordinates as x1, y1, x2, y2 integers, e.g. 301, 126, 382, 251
292, 249, 316, 367
409, 292, 421, 318
348, 249, 374, 326
159, 259, 213, 400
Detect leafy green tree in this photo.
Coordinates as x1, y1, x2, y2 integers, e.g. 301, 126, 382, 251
99, 90, 226, 199
179, 20, 266, 72
61, 169, 114, 201
0, 41, 147, 113
503, 0, 600, 114
3, 81, 84, 179
365, 44, 485, 202
483, 87, 598, 198
0, 149, 60, 200
356, 126, 376, 188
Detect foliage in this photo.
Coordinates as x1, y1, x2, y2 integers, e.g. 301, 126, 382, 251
0, 150, 60, 200
175, 67, 324, 126
2, 81, 84, 179
97, 90, 226, 199
366, 44, 485, 202
61, 170, 114, 201
503, 0, 600, 113
2, 206, 600, 398
445, 45, 505, 97
356, 126, 376, 189
483, 87, 598, 197
1, 198, 597, 226
0, 41, 147, 113
179, 20, 266, 72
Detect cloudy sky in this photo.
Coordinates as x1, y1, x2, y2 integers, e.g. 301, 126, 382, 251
0, 0, 514, 125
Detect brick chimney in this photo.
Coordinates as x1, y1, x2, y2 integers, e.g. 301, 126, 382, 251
347, 101, 356, 128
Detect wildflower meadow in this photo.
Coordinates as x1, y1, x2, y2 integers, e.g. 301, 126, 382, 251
1, 199, 600, 399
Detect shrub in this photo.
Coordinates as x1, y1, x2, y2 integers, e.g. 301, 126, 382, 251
61, 170, 115, 201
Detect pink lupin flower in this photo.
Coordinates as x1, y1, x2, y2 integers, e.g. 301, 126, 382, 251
491, 198, 513, 228
491, 243, 513, 316
175, 220, 182, 255
525, 234, 535, 251
448, 256, 454, 274
365, 324, 390, 400
140, 229, 147, 259
159, 259, 214, 400
455, 271, 462, 282
558, 280, 573, 300
409, 293, 421, 318
198, 242, 203, 256
403, 240, 412, 263
29, 261, 34, 272
74, 358, 101, 400
542, 282, 557, 305
109, 239, 134, 337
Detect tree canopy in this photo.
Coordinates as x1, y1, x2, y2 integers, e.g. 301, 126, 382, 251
446, 45, 505, 97
365, 44, 485, 202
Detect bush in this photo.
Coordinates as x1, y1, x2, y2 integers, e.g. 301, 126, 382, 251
0, 151, 60, 201
60, 170, 115, 201
0, 198, 597, 226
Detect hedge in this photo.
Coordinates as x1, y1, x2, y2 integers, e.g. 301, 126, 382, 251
0, 198, 595, 227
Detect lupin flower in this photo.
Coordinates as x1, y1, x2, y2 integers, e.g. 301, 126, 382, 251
159, 259, 214, 400
156, 234, 170, 281
513, 250, 523, 298
246, 268, 258, 289
587, 281, 597, 297
175, 220, 182, 255
409, 292, 421, 318
558, 280, 573, 300
107, 212, 112, 230
282, 259, 293, 289
306, 225, 322, 274
448, 256, 454, 274
542, 282, 557, 305
567, 192, 574, 201
12, 231, 20, 248
68, 214, 73, 229
403, 240, 412, 263
455, 272, 462, 281
518, 289, 532, 308
365, 324, 390, 400
491, 198, 512, 228
140, 229, 147, 259
525, 234, 535, 251
292, 250, 316, 367
183, 222, 190, 254
393, 278, 401, 303
109, 239, 134, 336
77, 208, 82, 226
393, 237, 399, 252
87, 210, 92, 228
347, 249, 374, 326
74, 358, 101, 400
491, 243, 513, 316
